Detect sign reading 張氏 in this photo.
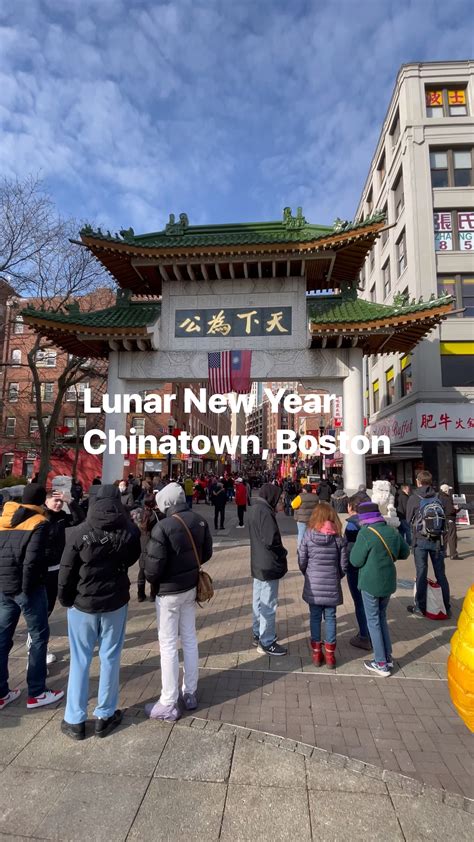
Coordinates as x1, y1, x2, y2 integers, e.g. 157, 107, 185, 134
175, 307, 292, 338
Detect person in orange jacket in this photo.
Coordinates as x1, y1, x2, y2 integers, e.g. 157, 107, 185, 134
448, 583, 474, 732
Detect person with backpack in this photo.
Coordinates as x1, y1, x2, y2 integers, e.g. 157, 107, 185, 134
143, 483, 213, 721
350, 501, 410, 676
297, 502, 348, 669
316, 476, 333, 503
58, 485, 141, 740
406, 470, 451, 618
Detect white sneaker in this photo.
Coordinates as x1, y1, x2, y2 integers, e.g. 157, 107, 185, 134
27, 689, 64, 709
0, 689, 21, 710
46, 651, 57, 665
26, 633, 32, 653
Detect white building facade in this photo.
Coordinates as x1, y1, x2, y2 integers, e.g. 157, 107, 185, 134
356, 61, 474, 497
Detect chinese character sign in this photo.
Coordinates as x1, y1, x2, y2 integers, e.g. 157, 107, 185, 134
175, 307, 292, 337
458, 212, 474, 252
447, 89, 466, 105
434, 212, 453, 251
426, 90, 443, 107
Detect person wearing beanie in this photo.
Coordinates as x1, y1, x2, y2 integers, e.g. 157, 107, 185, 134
143, 482, 213, 721
350, 501, 410, 677
0, 485, 64, 711
58, 484, 141, 740
344, 493, 372, 651
247, 483, 288, 657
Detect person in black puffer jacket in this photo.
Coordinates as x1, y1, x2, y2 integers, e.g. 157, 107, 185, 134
58, 484, 140, 741
0, 484, 64, 712
247, 483, 288, 657
143, 483, 213, 722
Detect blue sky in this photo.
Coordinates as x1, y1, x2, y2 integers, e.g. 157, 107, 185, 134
1, 0, 472, 233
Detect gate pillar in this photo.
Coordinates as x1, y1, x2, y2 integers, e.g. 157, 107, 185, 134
342, 347, 365, 494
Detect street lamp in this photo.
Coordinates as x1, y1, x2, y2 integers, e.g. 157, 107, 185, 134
167, 416, 176, 480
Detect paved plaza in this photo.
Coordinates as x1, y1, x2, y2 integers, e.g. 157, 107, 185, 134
1, 503, 473, 840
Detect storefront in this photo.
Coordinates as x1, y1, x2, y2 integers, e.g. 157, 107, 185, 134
367, 403, 474, 498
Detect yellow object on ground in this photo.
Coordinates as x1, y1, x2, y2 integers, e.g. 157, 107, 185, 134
448, 583, 474, 732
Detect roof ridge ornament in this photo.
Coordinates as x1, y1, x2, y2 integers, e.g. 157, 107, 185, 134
282, 207, 307, 229
165, 212, 190, 235
116, 288, 132, 307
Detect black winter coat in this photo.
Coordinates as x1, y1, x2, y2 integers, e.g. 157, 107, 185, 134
317, 480, 333, 502
247, 497, 288, 581
0, 503, 49, 596
44, 509, 72, 571
143, 503, 213, 595
58, 492, 141, 613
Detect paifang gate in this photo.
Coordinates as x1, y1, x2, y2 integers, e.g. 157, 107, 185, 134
23, 207, 453, 491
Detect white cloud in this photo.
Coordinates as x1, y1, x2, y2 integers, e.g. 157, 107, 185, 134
0, 0, 472, 232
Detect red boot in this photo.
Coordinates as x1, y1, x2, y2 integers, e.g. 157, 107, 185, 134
310, 640, 324, 667
324, 642, 336, 669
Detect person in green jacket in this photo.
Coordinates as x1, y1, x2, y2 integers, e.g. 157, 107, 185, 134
350, 501, 410, 677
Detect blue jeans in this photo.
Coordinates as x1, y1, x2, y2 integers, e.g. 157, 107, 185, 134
65, 605, 128, 724
185, 495, 193, 509
0, 587, 49, 698
346, 563, 369, 639
252, 579, 279, 647
398, 519, 412, 546
297, 522, 307, 547
413, 539, 450, 614
309, 604, 336, 644
361, 591, 391, 666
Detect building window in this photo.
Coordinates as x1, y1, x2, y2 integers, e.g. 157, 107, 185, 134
400, 355, 413, 396
34, 383, 55, 402
5, 417, 16, 437
440, 343, 474, 387
372, 380, 379, 413
434, 211, 474, 251
35, 350, 57, 368
65, 382, 88, 401
396, 229, 407, 276
13, 315, 24, 335
392, 169, 404, 219
381, 204, 389, 247
11, 349, 21, 366
369, 284, 376, 303
366, 187, 373, 216
390, 110, 400, 146
132, 416, 145, 435
425, 87, 468, 118
382, 260, 391, 298
437, 275, 474, 317
377, 151, 386, 185
359, 266, 366, 289
430, 149, 473, 188
8, 383, 19, 402
64, 417, 87, 437
385, 367, 395, 405
369, 249, 375, 272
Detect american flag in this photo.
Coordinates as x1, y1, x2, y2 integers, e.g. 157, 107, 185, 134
208, 351, 252, 394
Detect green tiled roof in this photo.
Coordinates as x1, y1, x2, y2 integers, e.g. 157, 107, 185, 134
80, 210, 385, 250
22, 298, 161, 329
308, 291, 453, 324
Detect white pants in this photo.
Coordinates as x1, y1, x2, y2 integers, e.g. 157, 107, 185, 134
156, 588, 198, 706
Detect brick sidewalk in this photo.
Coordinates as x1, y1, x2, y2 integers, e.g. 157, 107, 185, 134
5, 508, 474, 799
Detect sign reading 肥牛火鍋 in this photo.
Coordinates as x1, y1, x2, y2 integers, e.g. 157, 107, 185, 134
175, 306, 292, 337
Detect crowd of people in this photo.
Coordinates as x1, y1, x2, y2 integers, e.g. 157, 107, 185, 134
0, 466, 459, 738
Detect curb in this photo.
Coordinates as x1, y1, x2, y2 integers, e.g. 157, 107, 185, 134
174, 714, 474, 814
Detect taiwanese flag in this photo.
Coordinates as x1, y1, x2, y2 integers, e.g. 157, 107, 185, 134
230, 350, 252, 394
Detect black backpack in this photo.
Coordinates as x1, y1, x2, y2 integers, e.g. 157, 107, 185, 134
413, 494, 445, 540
